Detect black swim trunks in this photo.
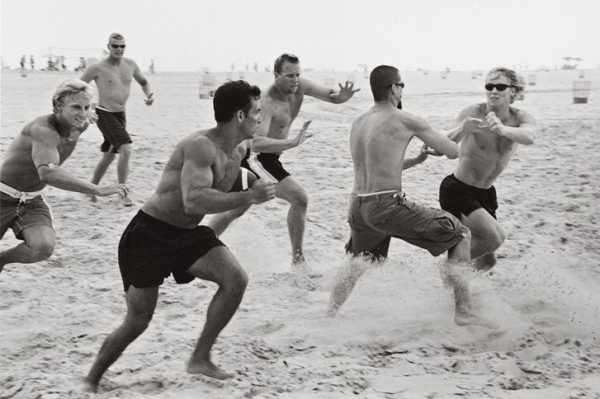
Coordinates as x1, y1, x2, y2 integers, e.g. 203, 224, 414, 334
244, 152, 290, 182
96, 108, 132, 153
118, 210, 224, 291
439, 174, 498, 220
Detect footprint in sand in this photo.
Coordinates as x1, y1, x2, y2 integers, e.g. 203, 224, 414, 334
250, 321, 286, 335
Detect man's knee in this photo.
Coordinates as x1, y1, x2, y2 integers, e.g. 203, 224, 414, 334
483, 227, 504, 252
27, 235, 55, 261
221, 267, 248, 297
288, 189, 308, 208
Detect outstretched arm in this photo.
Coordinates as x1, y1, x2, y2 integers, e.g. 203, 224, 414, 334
485, 110, 535, 145
250, 103, 312, 153
303, 78, 360, 104
406, 114, 460, 159
32, 127, 122, 196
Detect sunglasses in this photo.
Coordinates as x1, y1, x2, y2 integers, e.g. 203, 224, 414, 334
110, 44, 126, 49
389, 82, 405, 89
485, 83, 512, 91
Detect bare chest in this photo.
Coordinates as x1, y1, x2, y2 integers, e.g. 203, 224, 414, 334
211, 151, 243, 192
97, 65, 133, 88
57, 135, 79, 163
268, 97, 303, 137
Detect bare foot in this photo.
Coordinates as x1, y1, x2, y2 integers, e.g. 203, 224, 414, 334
81, 377, 98, 393
454, 308, 499, 329
187, 359, 234, 380
121, 195, 134, 207
291, 258, 322, 278
290, 273, 318, 291
326, 304, 339, 318
87, 194, 98, 203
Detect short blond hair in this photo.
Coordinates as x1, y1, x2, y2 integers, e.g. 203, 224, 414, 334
52, 79, 93, 112
108, 32, 125, 42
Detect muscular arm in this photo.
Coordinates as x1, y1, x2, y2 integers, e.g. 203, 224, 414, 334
406, 114, 459, 159
497, 110, 536, 145
180, 142, 254, 215
31, 127, 101, 194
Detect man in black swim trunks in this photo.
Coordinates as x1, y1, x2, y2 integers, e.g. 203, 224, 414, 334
83, 80, 276, 393
438, 67, 536, 270
80, 32, 154, 206
209, 53, 359, 273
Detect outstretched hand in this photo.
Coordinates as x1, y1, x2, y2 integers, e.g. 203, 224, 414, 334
330, 81, 360, 102
462, 117, 486, 131
96, 183, 128, 197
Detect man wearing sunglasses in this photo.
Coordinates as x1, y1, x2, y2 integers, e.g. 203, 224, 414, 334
438, 67, 535, 271
80, 32, 154, 206
328, 65, 493, 328
208, 53, 359, 276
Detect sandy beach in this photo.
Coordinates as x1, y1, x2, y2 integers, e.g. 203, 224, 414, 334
1, 68, 600, 398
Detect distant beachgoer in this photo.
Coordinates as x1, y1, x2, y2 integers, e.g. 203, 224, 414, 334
437, 67, 535, 270
80, 32, 154, 206
0, 80, 126, 273
327, 65, 493, 327
208, 53, 359, 274
83, 80, 276, 393
29, 55, 35, 70
19, 55, 26, 71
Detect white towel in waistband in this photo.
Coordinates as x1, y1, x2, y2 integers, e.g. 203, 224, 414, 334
356, 190, 401, 198
0, 182, 43, 201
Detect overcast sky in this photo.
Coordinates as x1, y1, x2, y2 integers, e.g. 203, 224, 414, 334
2, 0, 599, 72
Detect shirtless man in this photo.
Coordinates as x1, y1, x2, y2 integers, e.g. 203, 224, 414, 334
83, 81, 276, 393
80, 32, 154, 206
0, 80, 125, 273
327, 65, 490, 326
438, 67, 535, 270
209, 53, 359, 271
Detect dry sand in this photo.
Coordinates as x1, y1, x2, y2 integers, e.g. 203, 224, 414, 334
1, 69, 600, 398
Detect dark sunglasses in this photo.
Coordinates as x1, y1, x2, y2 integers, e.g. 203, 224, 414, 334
485, 83, 512, 91
110, 44, 126, 49
389, 82, 405, 89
